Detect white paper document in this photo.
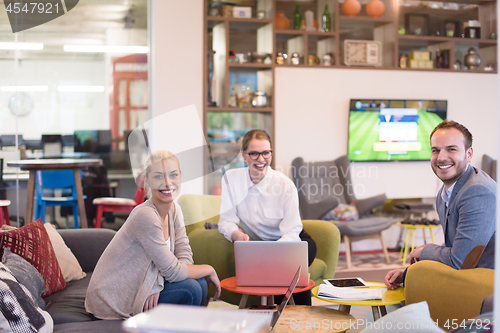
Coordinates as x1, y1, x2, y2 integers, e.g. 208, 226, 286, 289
317, 283, 384, 300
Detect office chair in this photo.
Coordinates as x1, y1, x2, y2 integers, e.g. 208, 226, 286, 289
481, 154, 497, 181
35, 170, 83, 228
92, 185, 146, 228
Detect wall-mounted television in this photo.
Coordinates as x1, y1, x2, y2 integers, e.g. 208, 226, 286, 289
348, 99, 447, 162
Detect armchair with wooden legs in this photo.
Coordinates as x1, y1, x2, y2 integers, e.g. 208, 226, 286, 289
292, 156, 393, 269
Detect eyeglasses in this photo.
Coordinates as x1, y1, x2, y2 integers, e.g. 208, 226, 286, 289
245, 150, 272, 160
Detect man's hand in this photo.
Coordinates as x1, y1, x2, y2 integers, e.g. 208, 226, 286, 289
408, 244, 426, 263
143, 292, 159, 312
384, 268, 405, 290
231, 230, 249, 241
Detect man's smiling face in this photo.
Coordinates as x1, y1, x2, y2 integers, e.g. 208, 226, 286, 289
430, 128, 473, 189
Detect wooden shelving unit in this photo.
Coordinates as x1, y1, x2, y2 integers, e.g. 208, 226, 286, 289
203, 0, 497, 193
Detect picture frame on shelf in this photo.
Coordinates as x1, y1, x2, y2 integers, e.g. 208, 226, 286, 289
405, 14, 430, 36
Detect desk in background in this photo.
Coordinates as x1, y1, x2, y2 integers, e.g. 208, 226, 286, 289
7, 159, 102, 228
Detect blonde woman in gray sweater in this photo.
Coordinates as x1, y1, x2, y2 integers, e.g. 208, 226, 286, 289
85, 150, 221, 319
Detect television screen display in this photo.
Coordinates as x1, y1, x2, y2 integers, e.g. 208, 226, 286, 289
348, 99, 447, 162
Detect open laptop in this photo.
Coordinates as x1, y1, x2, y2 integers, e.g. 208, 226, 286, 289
247, 266, 302, 330
234, 241, 309, 287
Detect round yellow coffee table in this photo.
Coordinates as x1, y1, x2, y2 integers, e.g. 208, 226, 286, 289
312, 282, 405, 320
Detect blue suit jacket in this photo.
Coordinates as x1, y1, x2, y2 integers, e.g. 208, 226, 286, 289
421, 165, 496, 269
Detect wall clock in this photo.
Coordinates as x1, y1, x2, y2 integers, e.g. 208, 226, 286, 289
9, 93, 34, 117
343, 40, 382, 66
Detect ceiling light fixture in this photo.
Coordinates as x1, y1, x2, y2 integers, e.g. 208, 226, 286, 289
57, 86, 105, 92
0, 42, 43, 50
63, 45, 148, 53
1, 86, 48, 92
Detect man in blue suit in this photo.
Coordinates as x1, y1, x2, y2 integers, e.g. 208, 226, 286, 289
385, 120, 496, 289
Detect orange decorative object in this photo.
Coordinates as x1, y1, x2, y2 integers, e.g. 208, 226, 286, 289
366, 0, 385, 18
341, 0, 361, 16
314, 18, 319, 30
275, 11, 290, 30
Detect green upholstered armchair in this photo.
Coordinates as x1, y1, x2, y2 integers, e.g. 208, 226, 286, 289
177, 194, 341, 306
405, 260, 494, 332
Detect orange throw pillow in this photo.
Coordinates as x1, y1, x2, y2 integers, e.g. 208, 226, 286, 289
0, 219, 66, 297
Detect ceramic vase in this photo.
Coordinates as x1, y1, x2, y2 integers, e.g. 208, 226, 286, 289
275, 11, 290, 30
341, 0, 361, 17
366, 0, 385, 18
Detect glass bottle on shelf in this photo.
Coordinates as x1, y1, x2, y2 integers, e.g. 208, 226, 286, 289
293, 2, 302, 30
322, 4, 331, 32
229, 85, 238, 107
237, 83, 253, 108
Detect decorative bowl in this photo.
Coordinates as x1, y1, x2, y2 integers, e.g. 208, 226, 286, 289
250, 52, 270, 63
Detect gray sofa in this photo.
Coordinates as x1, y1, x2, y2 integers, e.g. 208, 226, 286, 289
43, 228, 124, 332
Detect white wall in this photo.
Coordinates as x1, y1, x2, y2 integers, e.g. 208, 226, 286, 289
275, 67, 498, 199
150, 0, 204, 194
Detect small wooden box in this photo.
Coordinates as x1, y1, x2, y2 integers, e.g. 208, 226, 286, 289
233, 6, 252, 18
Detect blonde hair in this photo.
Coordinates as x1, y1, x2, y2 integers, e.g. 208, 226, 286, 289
138, 150, 181, 188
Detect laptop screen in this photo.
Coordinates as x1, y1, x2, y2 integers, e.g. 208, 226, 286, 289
270, 266, 301, 329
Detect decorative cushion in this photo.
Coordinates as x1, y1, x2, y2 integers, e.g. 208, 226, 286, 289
205, 222, 219, 229
324, 203, 359, 221
1, 225, 16, 231
0, 219, 66, 297
2, 248, 46, 309
44, 223, 86, 282
0, 313, 12, 333
0, 262, 53, 333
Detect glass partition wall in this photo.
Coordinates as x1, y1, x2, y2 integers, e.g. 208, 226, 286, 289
0, 0, 149, 227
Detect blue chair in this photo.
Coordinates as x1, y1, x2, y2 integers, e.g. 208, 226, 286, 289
35, 170, 83, 228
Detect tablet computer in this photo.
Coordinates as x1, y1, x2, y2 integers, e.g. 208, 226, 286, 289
324, 277, 369, 288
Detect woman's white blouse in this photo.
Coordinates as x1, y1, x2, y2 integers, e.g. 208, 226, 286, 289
218, 167, 302, 242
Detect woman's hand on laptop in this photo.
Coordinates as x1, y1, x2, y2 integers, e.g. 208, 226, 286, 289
231, 230, 250, 241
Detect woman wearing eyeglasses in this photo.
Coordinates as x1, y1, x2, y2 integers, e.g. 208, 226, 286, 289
218, 129, 304, 242
218, 130, 316, 304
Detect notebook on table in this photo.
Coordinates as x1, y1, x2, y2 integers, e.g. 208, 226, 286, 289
234, 241, 309, 287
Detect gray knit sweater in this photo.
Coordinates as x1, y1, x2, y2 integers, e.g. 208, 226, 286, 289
85, 199, 193, 319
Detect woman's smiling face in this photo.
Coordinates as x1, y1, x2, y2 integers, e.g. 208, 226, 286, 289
243, 138, 272, 183
146, 158, 182, 204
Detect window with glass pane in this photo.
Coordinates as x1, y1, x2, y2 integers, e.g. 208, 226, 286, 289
0, 0, 149, 226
